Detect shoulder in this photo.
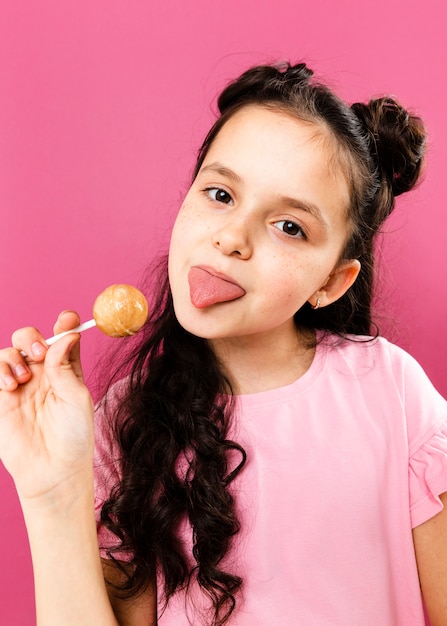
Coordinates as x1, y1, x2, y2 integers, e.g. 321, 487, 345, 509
321, 332, 446, 410
319, 334, 447, 459
322, 332, 431, 381
324, 336, 447, 412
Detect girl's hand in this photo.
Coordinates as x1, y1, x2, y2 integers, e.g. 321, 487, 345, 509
0, 311, 95, 503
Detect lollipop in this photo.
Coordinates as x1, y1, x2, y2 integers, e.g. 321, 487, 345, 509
92, 284, 148, 338
45, 284, 149, 346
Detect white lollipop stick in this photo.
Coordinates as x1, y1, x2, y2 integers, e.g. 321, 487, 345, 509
19, 319, 97, 357
19, 284, 148, 357
44, 318, 97, 345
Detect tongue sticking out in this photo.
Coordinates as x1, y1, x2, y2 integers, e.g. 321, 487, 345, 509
188, 267, 246, 308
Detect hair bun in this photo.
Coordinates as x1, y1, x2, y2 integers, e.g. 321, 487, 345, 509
280, 62, 314, 83
351, 98, 426, 197
217, 62, 313, 114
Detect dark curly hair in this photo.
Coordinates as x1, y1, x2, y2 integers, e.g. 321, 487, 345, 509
98, 61, 426, 625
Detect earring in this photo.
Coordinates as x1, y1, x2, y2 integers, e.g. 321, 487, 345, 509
312, 298, 321, 310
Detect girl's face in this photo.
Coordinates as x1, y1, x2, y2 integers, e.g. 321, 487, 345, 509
168, 105, 359, 347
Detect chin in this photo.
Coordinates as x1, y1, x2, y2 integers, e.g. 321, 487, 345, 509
172, 302, 209, 338
173, 309, 229, 341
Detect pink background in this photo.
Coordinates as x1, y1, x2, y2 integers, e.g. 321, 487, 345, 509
0, 0, 445, 623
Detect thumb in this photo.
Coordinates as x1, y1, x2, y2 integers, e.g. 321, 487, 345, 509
49, 310, 84, 380
43, 333, 87, 402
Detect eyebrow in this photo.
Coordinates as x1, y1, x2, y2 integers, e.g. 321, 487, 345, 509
199, 162, 242, 184
199, 161, 329, 230
278, 195, 329, 231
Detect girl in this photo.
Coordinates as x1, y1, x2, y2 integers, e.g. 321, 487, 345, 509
0, 62, 445, 626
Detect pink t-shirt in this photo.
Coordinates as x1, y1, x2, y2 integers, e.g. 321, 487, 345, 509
94, 335, 447, 625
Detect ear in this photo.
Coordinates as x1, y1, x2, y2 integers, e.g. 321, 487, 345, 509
308, 259, 361, 309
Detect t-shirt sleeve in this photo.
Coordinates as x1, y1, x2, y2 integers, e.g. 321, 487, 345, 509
409, 421, 447, 527
93, 382, 132, 560
402, 351, 447, 528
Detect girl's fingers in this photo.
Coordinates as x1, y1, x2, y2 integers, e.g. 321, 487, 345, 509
0, 348, 31, 389
43, 333, 87, 399
11, 327, 48, 363
52, 310, 81, 337
3, 312, 84, 390
1, 325, 48, 389
9, 312, 81, 362
50, 311, 83, 381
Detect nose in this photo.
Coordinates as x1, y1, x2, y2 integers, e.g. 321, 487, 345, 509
212, 215, 253, 259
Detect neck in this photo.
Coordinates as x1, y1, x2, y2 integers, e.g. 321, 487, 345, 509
209, 325, 316, 395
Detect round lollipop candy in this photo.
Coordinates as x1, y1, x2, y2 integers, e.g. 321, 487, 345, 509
92, 284, 148, 338
45, 284, 149, 345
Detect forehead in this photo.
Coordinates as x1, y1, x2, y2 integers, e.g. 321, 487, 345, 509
200, 105, 351, 216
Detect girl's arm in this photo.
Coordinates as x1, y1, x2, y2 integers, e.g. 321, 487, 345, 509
20, 471, 121, 625
0, 313, 152, 625
413, 491, 447, 626
20, 481, 156, 626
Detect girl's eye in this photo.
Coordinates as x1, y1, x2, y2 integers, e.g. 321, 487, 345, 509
206, 188, 234, 205
273, 220, 306, 238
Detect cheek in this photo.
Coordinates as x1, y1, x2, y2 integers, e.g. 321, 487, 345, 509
169, 205, 193, 256
168, 215, 186, 286
261, 256, 327, 309
168, 202, 206, 291
170, 200, 208, 247
260, 257, 302, 306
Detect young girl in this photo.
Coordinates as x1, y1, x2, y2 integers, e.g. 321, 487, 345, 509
0, 62, 445, 626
